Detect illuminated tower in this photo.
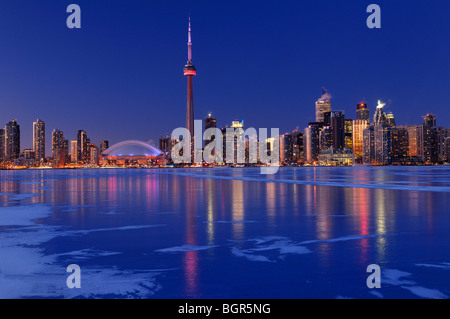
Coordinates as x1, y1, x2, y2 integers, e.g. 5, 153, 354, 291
373, 100, 387, 126
33, 119, 46, 162
356, 103, 370, 124
184, 16, 196, 139
315, 88, 331, 123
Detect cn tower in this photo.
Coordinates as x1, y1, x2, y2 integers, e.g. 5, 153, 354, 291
184, 16, 196, 139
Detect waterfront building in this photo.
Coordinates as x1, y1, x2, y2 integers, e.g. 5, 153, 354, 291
304, 123, 321, 164
33, 119, 46, 163
331, 111, 345, 149
52, 129, 65, 167
363, 126, 375, 164
318, 148, 354, 166
4, 120, 20, 162
373, 100, 387, 126
352, 120, 369, 162
374, 124, 392, 165
391, 127, 409, 163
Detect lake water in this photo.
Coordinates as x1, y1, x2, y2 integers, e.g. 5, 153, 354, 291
1, 167, 450, 299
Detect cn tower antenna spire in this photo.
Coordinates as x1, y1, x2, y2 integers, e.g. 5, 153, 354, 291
188, 15, 192, 63
184, 15, 197, 146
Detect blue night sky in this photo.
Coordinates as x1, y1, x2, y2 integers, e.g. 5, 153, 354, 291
0, 0, 449, 153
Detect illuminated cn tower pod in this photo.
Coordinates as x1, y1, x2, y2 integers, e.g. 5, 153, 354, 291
184, 17, 196, 140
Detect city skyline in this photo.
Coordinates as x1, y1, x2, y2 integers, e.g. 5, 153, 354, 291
0, 1, 449, 154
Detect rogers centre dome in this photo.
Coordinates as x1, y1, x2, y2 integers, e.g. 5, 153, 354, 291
102, 140, 165, 165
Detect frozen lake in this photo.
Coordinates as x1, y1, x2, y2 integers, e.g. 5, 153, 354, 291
1, 167, 450, 299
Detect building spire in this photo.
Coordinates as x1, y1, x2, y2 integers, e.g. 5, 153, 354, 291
188, 16, 192, 63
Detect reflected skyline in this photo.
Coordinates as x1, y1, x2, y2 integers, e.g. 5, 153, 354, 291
1, 167, 450, 298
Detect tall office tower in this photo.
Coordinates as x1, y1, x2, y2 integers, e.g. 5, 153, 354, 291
315, 88, 331, 123
374, 125, 392, 165
331, 111, 345, 149
386, 112, 396, 127
52, 129, 65, 167
280, 133, 294, 164
90, 145, 99, 165
204, 113, 217, 149
184, 17, 196, 140
356, 103, 370, 124
33, 119, 46, 162
319, 126, 333, 151
352, 120, 369, 161
4, 120, 20, 162
362, 126, 375, 164
70, 140, 77, 163
423, 113, 436, 127
100, 140, 109, 154
0, 128, 4, 162
304, 123, 321, 164
77, 130, 88, 163
345, 118, 353, 150
391, 127, 409, 163
373, 100, 387, 126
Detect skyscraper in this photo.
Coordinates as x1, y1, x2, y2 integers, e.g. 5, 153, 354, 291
363, 126, 375, 164
391, 127, 409, 163
356, 103, 370, 124
184, 17, 196, 140
33, 119, 46, 162
400, 125, 423, 159
352, 120, 369, 161
4, 120, 20, 162
374, 125, 392, 165
52, 129, 65, 167
373, 100, 387, 126
331, 111, 345, 149
315, 88, 331, 123
280, 133, 294, 164
77, 130, 88, 164
304, 123, 321, 164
